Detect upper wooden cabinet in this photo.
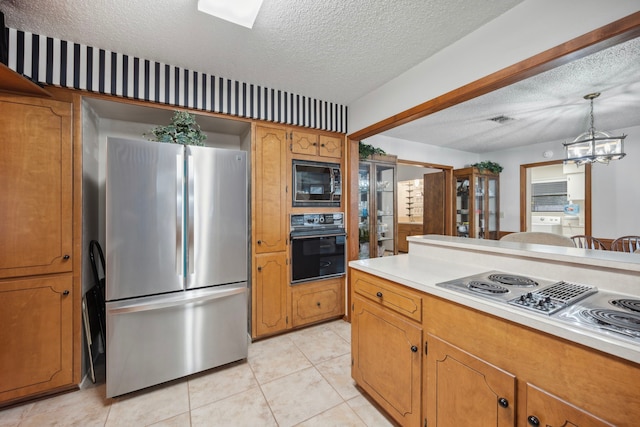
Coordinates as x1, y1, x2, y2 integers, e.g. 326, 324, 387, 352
254, 125, 288, 254
0, 95, 73, 279
289, 130, 343, 159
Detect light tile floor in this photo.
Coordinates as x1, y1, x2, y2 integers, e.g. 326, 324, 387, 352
0, 320, 395, 427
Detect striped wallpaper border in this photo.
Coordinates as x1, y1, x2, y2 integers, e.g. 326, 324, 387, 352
5, 28, 347, 133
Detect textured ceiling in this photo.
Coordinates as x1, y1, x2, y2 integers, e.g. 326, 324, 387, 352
381, 37, 640, 153
0, 0, 524, 105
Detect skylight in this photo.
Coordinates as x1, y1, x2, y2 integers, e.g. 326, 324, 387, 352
197, 0, 265, 29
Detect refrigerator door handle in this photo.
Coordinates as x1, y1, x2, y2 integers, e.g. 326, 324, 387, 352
108, 286, 246, 315
187, 154, 195, 275
176, 154, 184, 278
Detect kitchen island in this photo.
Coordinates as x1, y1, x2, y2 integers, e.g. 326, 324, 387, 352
348, 235, 640, 427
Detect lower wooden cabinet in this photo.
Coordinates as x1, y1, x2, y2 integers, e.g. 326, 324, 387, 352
425, 334, 515, 426
291, 278, 344, 327
352, 295, 422, 426
350, 268, 635, 426
0, 274, 74, 404
397, 223, 423, 253
524, 383, 615, 427
253, 252, 289, 338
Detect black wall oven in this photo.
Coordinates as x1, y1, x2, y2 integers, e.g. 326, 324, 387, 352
290, 213, 346, 284
292, 160, 341, 207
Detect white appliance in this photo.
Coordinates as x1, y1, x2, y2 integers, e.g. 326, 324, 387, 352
105, 137, 248, 397
531, 216, 562, 234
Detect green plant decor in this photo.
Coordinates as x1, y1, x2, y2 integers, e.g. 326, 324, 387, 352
146, 110, 207, 146
359, 141, 386, 159
471, 161, 503, 174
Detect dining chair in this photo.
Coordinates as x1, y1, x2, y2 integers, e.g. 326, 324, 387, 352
610, 236, 640, 253
500, 232, 575, 247
570, 235, 608, 250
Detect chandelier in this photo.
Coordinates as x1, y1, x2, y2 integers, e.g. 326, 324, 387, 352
563, 92, 626, 165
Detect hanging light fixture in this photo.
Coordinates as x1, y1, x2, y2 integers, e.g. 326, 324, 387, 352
563, 92, 626, 165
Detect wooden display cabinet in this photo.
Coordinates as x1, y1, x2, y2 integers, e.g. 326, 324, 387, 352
453, 167, 499, 240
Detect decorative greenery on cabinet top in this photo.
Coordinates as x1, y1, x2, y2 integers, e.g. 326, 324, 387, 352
471, 161, 503, 174
146, 110, 207, 146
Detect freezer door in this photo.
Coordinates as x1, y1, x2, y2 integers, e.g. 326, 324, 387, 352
106, 138, 185, 300
186, 147, 247, 289
106, 283, 248, 397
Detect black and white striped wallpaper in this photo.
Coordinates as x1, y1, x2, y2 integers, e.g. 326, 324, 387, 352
5, 28, 347, 133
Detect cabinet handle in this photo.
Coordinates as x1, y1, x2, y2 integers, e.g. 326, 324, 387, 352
257, 240, 262, 245
63, 290, 70, 296
316, 302, 321, 307
63, 254, 70, 260
257, 266, 262, 272
411, 345, 418, 353
498, 397, 509, 408
321, 143, 325, 147
376, 291, 383, 298
527, 416, 540, 426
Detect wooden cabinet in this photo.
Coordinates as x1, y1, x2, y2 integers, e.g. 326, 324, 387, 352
0, 275, 74, 403
0, 96, 73, 279
291, 278, 344, 327
0, 93, 79, 406
289, 130, 343, 159
254, 125, 288, 254
454, 167, 499, 240
397, 223, 423, 253
351, 269, 423, 426
524, 383, 614, 427
253, 252, 289, 337
425, 334, 515, 426
252, 125, 289, 338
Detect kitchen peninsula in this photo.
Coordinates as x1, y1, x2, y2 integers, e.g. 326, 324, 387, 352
349, 235, 640, 426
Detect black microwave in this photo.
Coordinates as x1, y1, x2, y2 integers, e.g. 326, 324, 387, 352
292, 160, 341, 207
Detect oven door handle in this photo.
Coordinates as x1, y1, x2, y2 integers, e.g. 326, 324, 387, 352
290, 232, 346, 240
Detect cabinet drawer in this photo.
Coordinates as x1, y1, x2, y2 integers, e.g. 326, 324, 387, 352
291, 278, 344, 327
352, 270, 422, 322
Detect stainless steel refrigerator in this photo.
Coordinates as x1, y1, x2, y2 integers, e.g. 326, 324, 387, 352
105, 137, 248, 398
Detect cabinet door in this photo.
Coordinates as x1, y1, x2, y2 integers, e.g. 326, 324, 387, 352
426, 334, 515, 427
352, 296, 422, 426
254, 126, 287, 254
0, 96, 73, 279
253, 252, 289, 337
397, 224, 411, 253
567, 173, 585, 200
318, 135, 343, 159
524, 383, 614, 427
0, 274, 74, 402
290, 130, 319, 156
291, 278, 344, 327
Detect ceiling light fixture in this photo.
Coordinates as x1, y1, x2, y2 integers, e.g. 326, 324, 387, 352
197, 0, 264, 29
563, 92, 626, 165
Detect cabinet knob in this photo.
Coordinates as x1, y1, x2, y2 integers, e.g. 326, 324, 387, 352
527, 416, 540, 426
63, 254, 70, 260
257, 266, 262, 272
410, 345, 418, 353
257, 240, 262, 245
63, 290, 70, 296
317, 302, 321, 307
321, 143, 325, 147
498, 397, 509, 408
376, 291, 383, 298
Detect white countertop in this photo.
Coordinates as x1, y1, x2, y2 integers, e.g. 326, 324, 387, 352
349, 236, 640, 364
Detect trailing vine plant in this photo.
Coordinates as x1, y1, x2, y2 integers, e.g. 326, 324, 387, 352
471, 161, 503, 174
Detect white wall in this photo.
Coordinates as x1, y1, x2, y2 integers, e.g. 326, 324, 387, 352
365, 134, 478, 167
348, 0, 639, 133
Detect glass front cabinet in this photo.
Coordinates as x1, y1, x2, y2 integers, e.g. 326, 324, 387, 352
358, 158, 397, 259
454, 167, 500, 240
